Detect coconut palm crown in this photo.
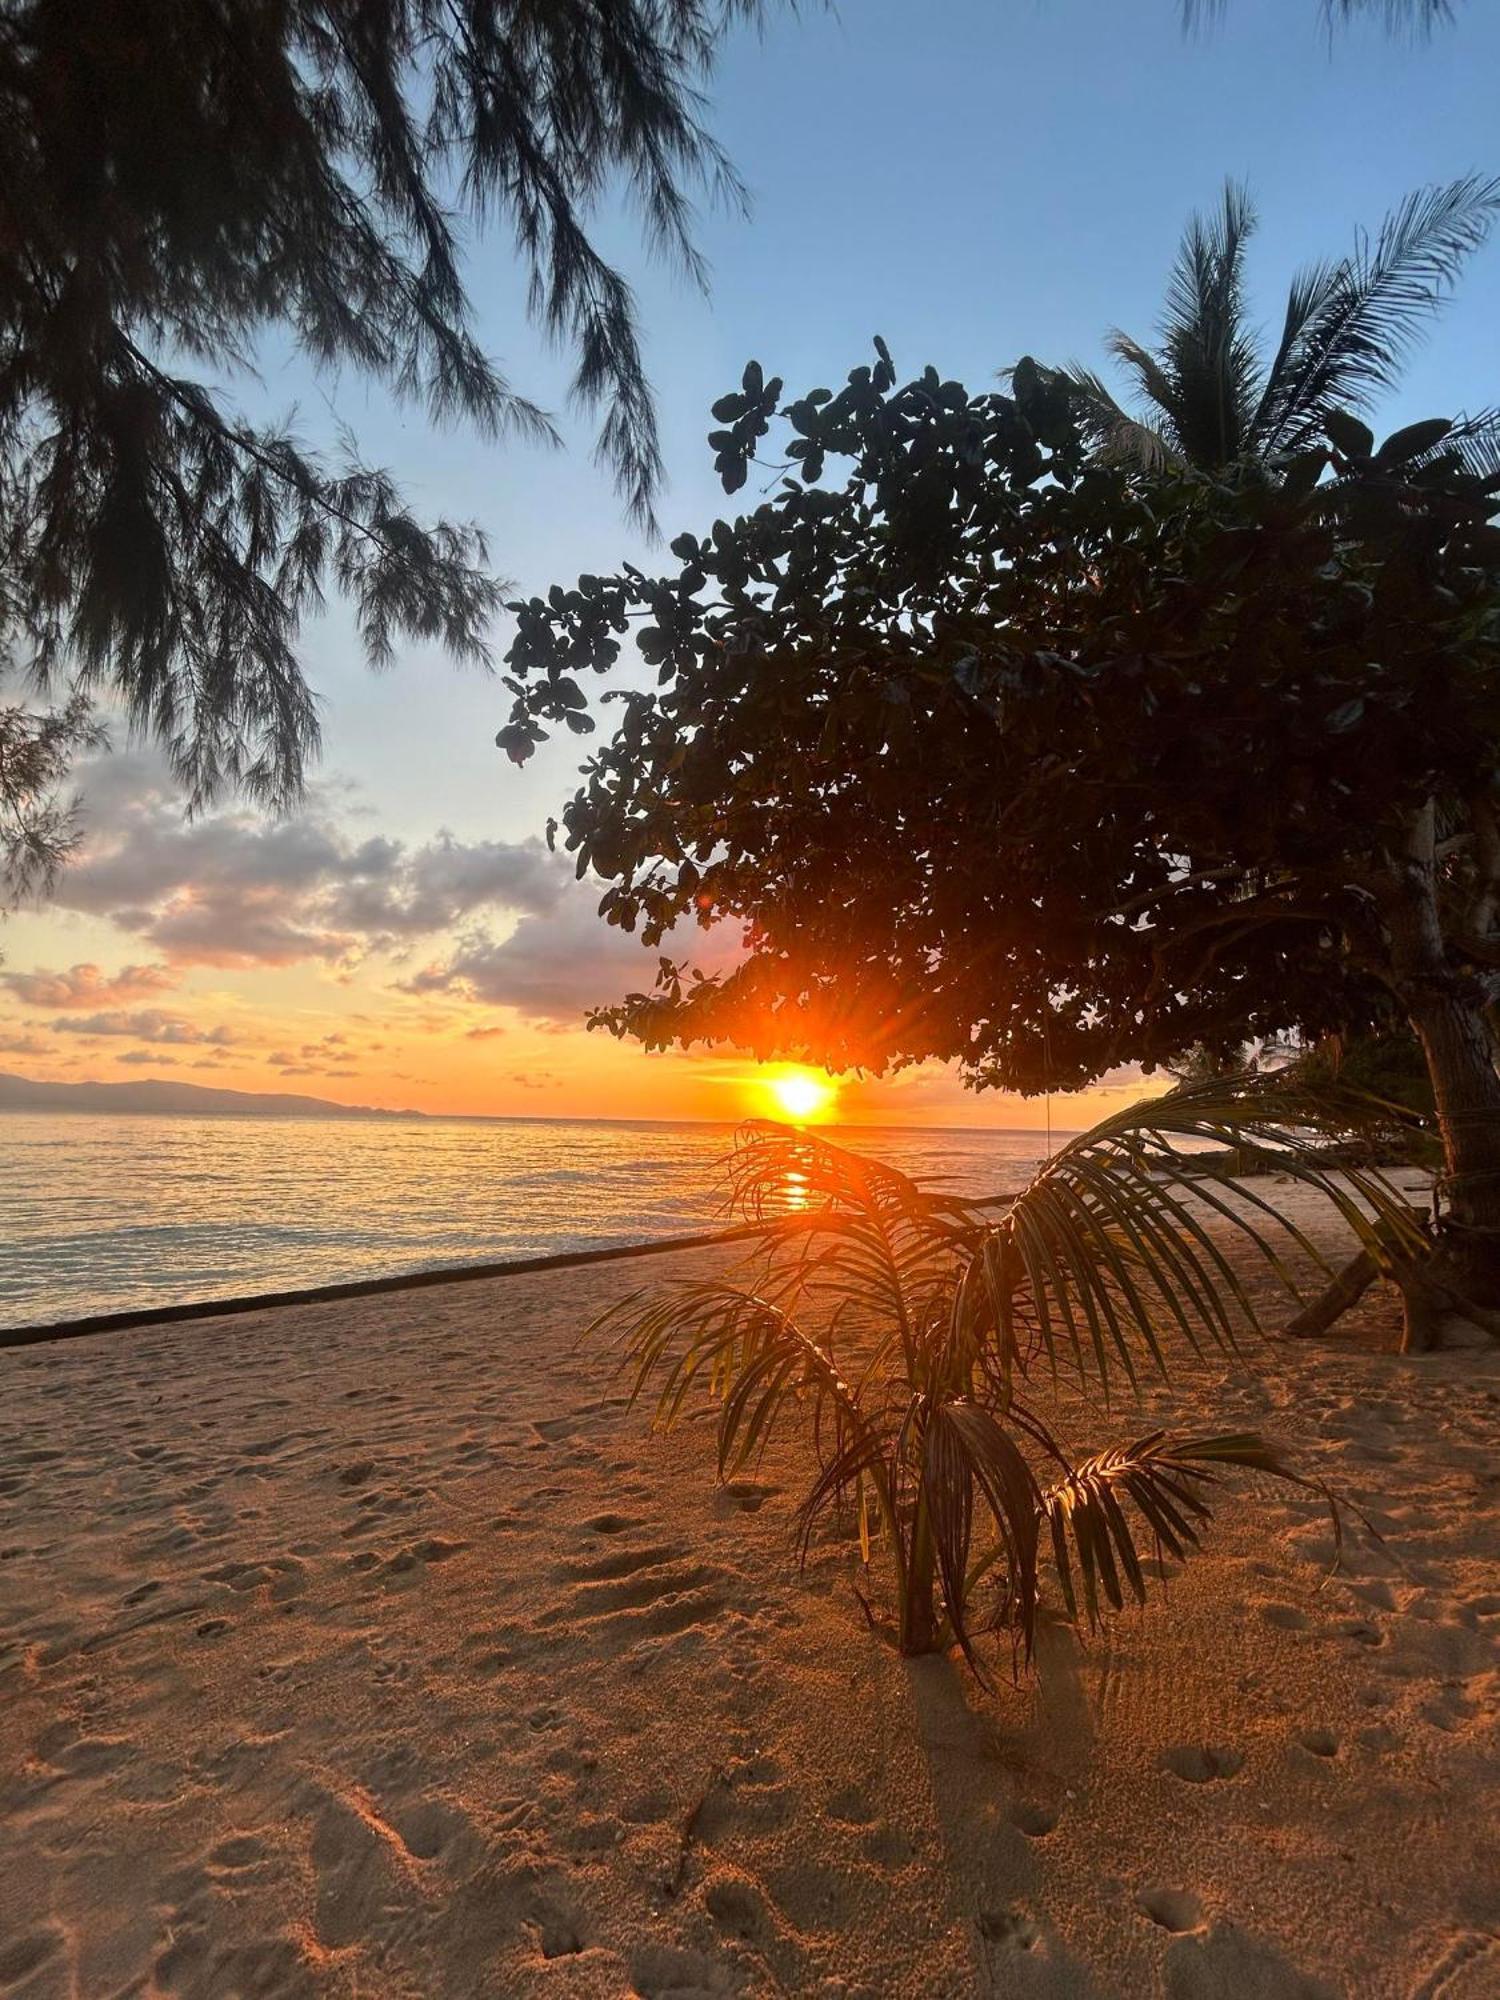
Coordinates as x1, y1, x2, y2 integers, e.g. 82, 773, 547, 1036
1054, 175, 1500, 474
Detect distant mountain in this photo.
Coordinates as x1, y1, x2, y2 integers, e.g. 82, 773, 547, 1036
0, 1071, 426, 1120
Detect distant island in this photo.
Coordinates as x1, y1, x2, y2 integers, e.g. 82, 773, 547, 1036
0, 1071, 427, 1121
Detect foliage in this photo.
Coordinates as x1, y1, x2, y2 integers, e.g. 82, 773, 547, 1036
1182, 1, 1461, 32
497, 350, 1500, 1098
1052, 176, 1500, 472
595, 1084, 1395, 1673
1294, 1030, 1437, 1143
0, 695, 104, 901
0, 0, 775, 808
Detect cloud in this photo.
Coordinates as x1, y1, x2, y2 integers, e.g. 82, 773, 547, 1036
52, 1010, 237, 1046
49, 750, 577, 970
116, 1051, 181, 1067
404, 896, 743, 1027
0, 1032, 55, 1055
321, 836, 560, 938
1, 961, 177, 1008
464, 1024, 507, 1041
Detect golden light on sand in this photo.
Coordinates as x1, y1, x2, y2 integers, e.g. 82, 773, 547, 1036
761, 1066, 837, 1124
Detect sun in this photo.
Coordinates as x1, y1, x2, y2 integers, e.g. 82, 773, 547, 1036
762, 1066, 837, 1124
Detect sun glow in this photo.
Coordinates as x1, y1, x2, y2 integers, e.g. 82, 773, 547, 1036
762, 1066, 837, 1124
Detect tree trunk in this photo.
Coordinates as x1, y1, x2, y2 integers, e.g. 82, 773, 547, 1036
900, 1504, 942, 1655
1283, 1247, 1379, 1339
1383, 803, 1500, 1323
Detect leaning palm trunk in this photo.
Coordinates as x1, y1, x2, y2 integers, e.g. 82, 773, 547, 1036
1381, 806, 1500, 1325
590, 1076, 1399, 1677
1269, 802, 1500, 1351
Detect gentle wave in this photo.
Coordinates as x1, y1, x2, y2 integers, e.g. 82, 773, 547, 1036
0, 1111, 1063, 1329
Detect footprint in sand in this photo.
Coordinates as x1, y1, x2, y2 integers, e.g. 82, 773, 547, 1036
379, 1537, 469, 1580
824, 1784, 878, 1827
632, 1943, 735, 1999
704, 1872, 778, 1946
1137, 1887, 1206, 1934
862, 1823, 917, 1869
1295, 1727, 1339, 1758
583, 1512, 634, 1534
556, 1540, 685, 1584
1160, 1745, 1245, 1783
977, 1907, 1042, 1952
524, 1888, 588, 1960
207, 1833, 269, 1872
1259, 1602, 1311, 1631
531, 1417, 579, 1443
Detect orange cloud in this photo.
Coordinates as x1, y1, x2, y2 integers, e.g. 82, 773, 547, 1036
2, 961, 177, 1008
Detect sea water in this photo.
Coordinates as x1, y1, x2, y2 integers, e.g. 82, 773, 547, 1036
0, 1113, 1063, 1329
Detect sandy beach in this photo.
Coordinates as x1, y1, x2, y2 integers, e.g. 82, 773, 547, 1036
2, 1183, 1498, 2000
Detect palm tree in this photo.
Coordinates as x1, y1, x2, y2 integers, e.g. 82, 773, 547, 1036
594, 1076, 1417, 1678
1055, 176, 1500, 475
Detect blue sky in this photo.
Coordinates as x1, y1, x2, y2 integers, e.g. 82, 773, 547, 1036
7, 0, 1498, 1122
280, 0, 1500, 844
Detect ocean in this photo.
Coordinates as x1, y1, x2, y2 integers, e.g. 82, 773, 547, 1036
0, 1113, 1065, 1331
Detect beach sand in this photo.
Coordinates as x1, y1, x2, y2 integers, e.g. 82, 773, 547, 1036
2, 1180, 1498, 1999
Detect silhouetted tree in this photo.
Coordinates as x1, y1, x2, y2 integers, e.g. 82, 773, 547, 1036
1052, 178, 1499, 474
0, 695, 101, 899
497, 352, 1500, 1335
0, 0, 773, 815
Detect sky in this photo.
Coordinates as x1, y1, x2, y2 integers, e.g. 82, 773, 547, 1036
4, 0, 1498, 1127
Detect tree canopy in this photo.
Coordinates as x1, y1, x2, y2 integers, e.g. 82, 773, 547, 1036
497, 351, 1500, 1100
0, 0, 769, 813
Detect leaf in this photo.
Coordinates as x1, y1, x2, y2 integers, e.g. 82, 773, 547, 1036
1039, 1429, 1314, 1634
1279, 448, 1328, 500
1325, 411, 1375, 459
1373, 417, 1454, 468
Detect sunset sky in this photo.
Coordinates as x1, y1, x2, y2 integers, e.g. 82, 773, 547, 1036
4, 0, 1498, 1127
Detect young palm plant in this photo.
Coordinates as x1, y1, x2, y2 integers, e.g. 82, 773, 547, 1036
591, 1073, 1421, 1680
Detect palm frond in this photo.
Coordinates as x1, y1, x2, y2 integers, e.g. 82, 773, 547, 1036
1102, 332, 1183, 446
1246, 259, 1342, 453
1410, 407, 1500, 483
723, 1119, 973, 1360
987, 1068, 1430, 1400
1041, 1429, 1317, 1631
1262, 175, 1500, 454
1054, 364, 1179, 470
590, 1275, 868, 1478
926, 1399, 1044, 1670
1154, 180, 1264, 465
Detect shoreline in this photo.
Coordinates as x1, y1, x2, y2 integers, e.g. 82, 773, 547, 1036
0, 1157, 1418, 1352
2, 1186, 1495, 1997
0, 1220, 773, 1352
0, 1190, 1033, 1352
